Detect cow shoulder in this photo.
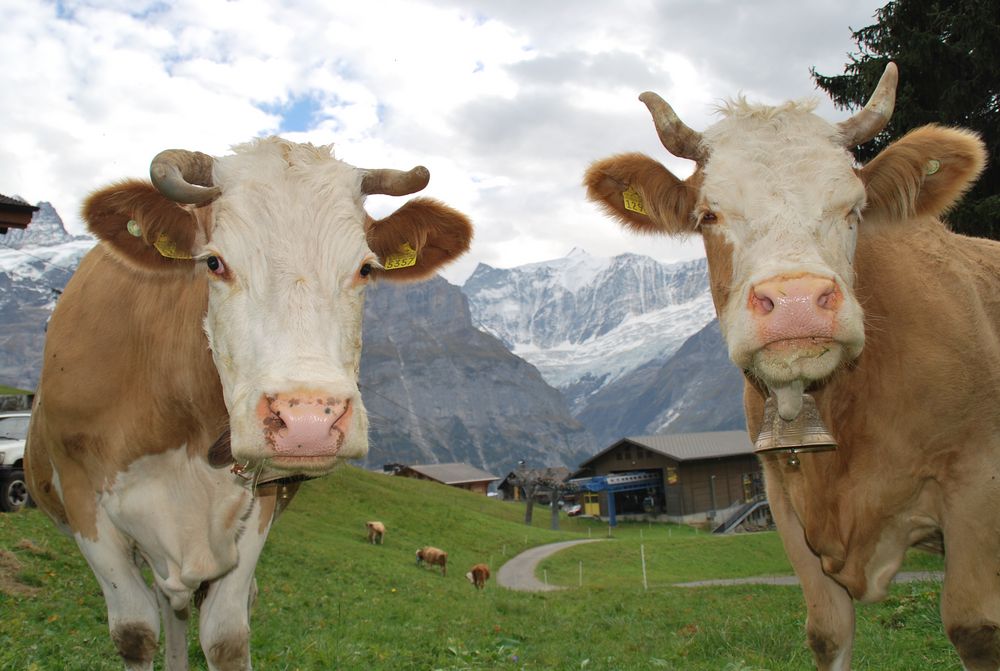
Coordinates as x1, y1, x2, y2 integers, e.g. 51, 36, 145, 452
84, 179, 205, 272
367, 198, 473, 281
861, 125, 986, 223
583, 152, 700, 237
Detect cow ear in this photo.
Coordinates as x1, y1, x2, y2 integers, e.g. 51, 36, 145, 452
584, 152, 699, 236
367, 198, 473, 282
83, 179, 204, 272
861, 125, 986, 223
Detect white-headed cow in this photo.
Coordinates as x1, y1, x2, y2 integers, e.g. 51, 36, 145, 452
25, 137, 472, 670
585, 63, 1000, 670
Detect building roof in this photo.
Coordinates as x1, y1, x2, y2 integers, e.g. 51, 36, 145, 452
0, 193, 39, 211
577, 431, 753, 469
399, 462, 500, 485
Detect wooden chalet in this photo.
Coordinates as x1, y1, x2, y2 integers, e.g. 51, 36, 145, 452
570, 431, 765, 526
0, 193, 39, 234
394, 462, 499, 495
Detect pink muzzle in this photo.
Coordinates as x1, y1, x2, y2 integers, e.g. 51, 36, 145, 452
258, 393, 353, 457
749, 273, 840, 345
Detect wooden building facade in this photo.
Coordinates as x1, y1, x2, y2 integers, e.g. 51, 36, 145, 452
571, 431, 763, 524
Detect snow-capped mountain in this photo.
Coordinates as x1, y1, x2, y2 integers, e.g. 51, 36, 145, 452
0, 203, 95, 388
462, 249, 717, 412
2, 201, 93, 250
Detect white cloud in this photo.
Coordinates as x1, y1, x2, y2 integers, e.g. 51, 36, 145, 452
0, 0, 886, 283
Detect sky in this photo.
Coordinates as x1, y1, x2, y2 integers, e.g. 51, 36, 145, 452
1, 0, 887, 284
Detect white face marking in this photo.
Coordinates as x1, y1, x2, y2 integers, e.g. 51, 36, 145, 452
195, 139, 373, 466
698, 102, 868, 390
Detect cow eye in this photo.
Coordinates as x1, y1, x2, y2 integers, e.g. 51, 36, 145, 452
699, 211, 718, 226
359, 263, 373, 278
206, 255, 226, 276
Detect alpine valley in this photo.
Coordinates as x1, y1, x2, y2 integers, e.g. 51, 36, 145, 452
1, 201, 745, 476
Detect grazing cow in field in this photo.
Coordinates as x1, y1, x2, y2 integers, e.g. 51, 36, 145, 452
24, 137, 472, 670
366, 521, 386, 545
585, 63, 1000, 670
416, 546, 447, 576
466, 563, 490, 590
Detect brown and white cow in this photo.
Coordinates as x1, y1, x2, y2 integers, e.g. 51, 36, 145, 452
585, 63, 1000, 670
466, 563, 490, 590
416, 546, 447, 576
366, 520, 386, 545
24, 137, 472, 670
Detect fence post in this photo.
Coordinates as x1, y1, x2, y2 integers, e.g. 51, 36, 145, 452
641, 544, 648, 591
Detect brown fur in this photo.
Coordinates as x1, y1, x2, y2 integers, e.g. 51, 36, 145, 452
366, 521, 386, 544
583, 153, 701, 237
948, 624, 1000, 671
111, 622, 158, 666
466, 563, 490, 590
27, 243, 226, 538
861, 125, 986, 224
82, 180, 209, 272
367, 198, 473, 282
206, 631, 250, 671
416, 546, 447, 576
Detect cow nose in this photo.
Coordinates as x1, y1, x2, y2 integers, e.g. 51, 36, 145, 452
749, 274, 840, 341
751, 275, 839, 316
259, 393, 352, 456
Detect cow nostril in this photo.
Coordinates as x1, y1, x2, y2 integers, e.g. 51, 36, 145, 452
752, 291, 775, 314
817, 287, 838, 310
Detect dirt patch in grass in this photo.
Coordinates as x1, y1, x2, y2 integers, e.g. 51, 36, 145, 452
0, 546, 42, 597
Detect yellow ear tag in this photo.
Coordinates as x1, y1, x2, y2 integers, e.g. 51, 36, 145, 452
153, 233, 192, 260
925, 159, 941, 175
384, 242, 418, 270
623, 186, 647, 215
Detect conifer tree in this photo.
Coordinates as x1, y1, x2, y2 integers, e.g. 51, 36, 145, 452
812, 0, 999, 238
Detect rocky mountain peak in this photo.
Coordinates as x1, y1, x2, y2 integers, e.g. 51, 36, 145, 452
2, 202, 92, 249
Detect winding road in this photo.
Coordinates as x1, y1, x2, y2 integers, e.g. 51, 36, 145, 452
495, 539, 944, 592
496, 539, 606, 591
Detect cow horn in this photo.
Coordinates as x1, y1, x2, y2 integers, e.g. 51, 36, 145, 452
639, 92, 707, 164
837, 62, 898, 148
150, 149, 221, 204
360, 166, 430, 196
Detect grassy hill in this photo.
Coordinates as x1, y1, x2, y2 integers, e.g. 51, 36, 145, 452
0, 464, 952, 670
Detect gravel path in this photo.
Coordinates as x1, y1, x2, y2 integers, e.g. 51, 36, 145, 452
674, 571, 943, 588
496, 539, 944, 592
496, 539, 606, 591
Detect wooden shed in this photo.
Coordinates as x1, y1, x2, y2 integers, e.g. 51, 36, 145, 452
0, 193, 39, 234
570, 431, 764, 525
394, 462, 499, 495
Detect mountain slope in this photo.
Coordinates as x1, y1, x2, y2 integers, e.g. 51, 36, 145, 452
576, 319, 747, 445
360, 277, 594, 474
0, 203, 94, 388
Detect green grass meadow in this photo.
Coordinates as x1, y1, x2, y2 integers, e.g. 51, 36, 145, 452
0, 464, 954, 670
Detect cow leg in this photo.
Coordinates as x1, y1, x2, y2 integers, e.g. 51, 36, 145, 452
76, 527, 160, 671
767, 475, 855, 670
198, 496, 274, 671
940, 514, 1000, 670
154, 586, 190, 671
